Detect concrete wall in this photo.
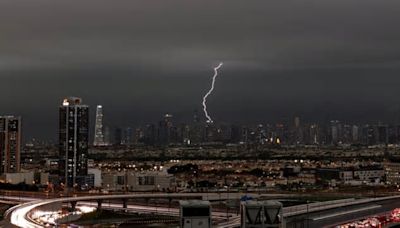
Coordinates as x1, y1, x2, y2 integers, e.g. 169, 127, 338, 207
3, 172, 34, 184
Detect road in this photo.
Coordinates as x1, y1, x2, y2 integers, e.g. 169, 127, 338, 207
286, 197, 400, 228
5, 193, 400, 228
2, 193, 238, 228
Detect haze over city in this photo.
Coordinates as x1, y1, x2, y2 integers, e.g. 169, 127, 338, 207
2, 0, 400, 140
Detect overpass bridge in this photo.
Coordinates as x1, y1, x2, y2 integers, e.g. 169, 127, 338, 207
3, 193, 238, 228
4, 193, 400, 227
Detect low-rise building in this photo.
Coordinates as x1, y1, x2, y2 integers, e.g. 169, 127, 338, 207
2, 172, 34, 185
384, 162, 400, 185
353, 166, 384, 182
102, 170, 175, 192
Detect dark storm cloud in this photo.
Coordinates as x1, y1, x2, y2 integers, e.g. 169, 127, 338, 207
1, 0, 400, 140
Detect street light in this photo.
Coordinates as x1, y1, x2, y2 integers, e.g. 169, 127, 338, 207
224, 185, 230, 221
306, 200, 310, 228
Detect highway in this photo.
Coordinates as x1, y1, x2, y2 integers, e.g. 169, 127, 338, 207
285, 196, 400, 228
76, 201, 231, 219
4, 193, 400, 228
3, 193, 238, 228
218, 196, 400, 228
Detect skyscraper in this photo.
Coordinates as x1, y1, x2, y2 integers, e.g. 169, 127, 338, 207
158, 114, 173, 145
0, 116, 21, 174
114, 127, 122, 145
93, 105, 105, 146
352, 125, 359, 143
104, 126, 111, 145
293, 116, 303, 144
193, 110, 200, 123
330, 120, 340, 144
123, 127, 133, 145
59, 97, 89, 188
143, 124, 156, 145
309, 124, 319, 145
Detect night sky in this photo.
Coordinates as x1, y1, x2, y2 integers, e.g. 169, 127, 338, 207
1, 0, 400, 140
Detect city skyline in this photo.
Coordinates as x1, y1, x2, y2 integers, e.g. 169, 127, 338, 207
2, 0, 400, 139
8, 99, 400, 143
16, 101, 400, 148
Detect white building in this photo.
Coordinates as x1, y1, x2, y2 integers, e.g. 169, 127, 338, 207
102, 170, 175, 191
3, 172, 34, 185
88, 168, 102, 187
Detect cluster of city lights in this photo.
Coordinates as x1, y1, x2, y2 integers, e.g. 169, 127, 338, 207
29, 206, 96, 227
337, 208, 400, 228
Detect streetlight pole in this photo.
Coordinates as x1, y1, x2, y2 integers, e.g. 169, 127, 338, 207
306, 200, 309, 228
228, 185, 230, 221
224, 185, 230, 221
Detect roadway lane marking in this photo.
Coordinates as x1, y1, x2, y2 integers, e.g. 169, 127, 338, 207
312, 205, 382, 221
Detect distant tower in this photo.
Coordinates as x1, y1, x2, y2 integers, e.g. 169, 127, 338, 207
158, 114, 173, 145
114, 127, 122, 145
193, 110, 200, 123
352, 125, 359, 143
294, 116, 300, 128
104, 126, 111, 145
310, 124, 319, 145
0, 116, 21, 174
123, 127, 133, 145
93, 105, 105, 146
59, 97, 89, 188
330, 120, 340, 144
293, 116, 303, 145
144, 124, 156, 145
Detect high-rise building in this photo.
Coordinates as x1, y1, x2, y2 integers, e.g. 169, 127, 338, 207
93, 105, 105, 146
293, 116, 303, 145
0, 116, 21, 174
204, 123, 217, 142
294, 116, 300, 128
230, 125, 241, 143
377, 124, 388, 145
309, 124, 319, 145
123, 127, 133, 145
352, 125, 359, 143
158, 114, 173, 145
103, 126, 111, 145
362, 125, 376, 145
134, 127, 144, 144
330, 120, 341, 144
388, 125, 398, 144
143, 124, 156, 145
59, 97, 89, 188
193, 110, 200, 123
114, 127, 122, 145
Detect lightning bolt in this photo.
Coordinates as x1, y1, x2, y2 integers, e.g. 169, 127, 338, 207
202, 62, 223, 123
